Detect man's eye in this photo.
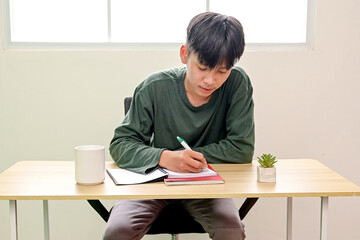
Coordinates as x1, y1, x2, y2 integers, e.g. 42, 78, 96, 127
199, 67, 207, 71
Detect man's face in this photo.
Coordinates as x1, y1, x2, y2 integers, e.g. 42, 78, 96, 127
180, 45, 232, 104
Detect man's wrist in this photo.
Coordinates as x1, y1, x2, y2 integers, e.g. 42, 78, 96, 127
159, 150, 171, 168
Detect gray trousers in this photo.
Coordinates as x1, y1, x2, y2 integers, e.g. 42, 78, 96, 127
103, 198, 245, 240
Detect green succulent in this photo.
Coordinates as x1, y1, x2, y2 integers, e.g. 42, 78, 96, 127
257, 153, 277, 168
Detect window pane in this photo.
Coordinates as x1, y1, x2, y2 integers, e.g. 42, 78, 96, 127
110, 0, 205, 43
10, 0, 108, 42
210, 0, 307, 43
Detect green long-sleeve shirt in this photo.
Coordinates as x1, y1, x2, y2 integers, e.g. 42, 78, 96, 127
109, 66, 255, 173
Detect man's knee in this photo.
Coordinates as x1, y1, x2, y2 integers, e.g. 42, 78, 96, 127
212, 206, 242, 228
210, 210, 245, 240
103, 222, 136, 240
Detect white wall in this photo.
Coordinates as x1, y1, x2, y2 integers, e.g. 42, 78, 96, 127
1, 0, 359, 239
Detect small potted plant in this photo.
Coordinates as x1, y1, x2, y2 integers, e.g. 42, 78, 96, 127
257, 153, 277, 182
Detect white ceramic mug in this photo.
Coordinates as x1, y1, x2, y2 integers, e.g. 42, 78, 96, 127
75, 145, 105, 185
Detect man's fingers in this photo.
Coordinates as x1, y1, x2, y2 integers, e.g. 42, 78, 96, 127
184, 150, 207, 171
188, 150, 207, 165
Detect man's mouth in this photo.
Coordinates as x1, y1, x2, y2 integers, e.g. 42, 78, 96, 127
200, 86, 214, 93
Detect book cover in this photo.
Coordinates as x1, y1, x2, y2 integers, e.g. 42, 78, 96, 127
107, 168, 167, 185
164, 174, 225, 186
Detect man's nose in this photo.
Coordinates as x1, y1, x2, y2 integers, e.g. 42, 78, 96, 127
204, 71, 216, 85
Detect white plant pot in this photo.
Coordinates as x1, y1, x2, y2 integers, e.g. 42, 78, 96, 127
257, 166, 276, 182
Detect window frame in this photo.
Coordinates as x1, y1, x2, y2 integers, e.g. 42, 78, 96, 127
1, 0, 316, 51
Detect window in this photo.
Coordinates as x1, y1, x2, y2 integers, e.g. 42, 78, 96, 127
110, 0, 204, 43
9, 0, 108, 42
211, 0, 308, 43
2, 0, 315, 49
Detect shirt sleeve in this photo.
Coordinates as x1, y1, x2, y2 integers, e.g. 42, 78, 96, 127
193, 70, 255, 164
109, 85, 164, 174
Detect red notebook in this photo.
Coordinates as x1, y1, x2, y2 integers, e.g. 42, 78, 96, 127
164, 165, 225, 186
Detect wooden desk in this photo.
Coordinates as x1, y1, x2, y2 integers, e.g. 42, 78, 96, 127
0, 159, 359, 240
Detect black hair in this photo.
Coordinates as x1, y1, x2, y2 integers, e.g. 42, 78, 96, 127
186, 12, 245, 69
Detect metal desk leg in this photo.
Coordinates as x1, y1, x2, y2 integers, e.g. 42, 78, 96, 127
287, 197, 293, 240
10, 200, 18, 240
320, 197, 328, 240
43, 200, 50, 240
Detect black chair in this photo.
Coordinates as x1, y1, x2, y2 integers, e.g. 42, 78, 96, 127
88, 97, 258, 239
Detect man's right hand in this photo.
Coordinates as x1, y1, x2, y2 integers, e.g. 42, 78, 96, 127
158, 149, 207, 173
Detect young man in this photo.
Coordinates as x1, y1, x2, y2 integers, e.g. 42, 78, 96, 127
104, 12, 254, 240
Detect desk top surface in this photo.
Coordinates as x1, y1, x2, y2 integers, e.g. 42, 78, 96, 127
0, 159, 359, 200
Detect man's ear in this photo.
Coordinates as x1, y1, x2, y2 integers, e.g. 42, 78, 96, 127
180, 45, 188, 64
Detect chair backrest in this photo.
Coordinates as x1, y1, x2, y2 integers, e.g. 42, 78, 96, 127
124, 97, 132, 115
87, 96, 258, 235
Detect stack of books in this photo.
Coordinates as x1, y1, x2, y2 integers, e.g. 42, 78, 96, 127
107, 165, 224, 186
163, 165, 224, 185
